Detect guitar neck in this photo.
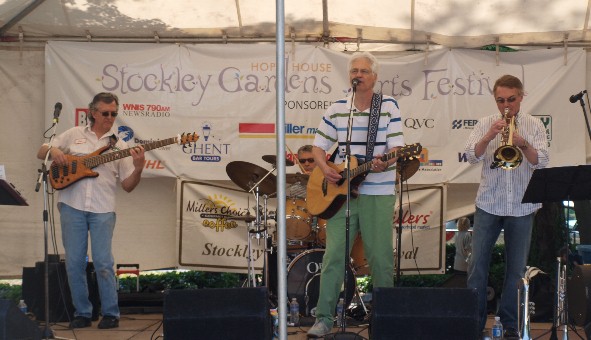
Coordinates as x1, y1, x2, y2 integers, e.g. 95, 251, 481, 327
85, 136, 178, 167
350, 150, 398, 177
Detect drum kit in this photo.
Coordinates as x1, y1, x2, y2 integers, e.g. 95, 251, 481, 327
225, 155, 369, 316
224, 154, 421, 316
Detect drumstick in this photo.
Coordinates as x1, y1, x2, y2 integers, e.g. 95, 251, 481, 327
286, 144, 306, 173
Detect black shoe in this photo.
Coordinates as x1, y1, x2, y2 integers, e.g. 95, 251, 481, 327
98, 316, 119, 329
504, 327, 520, 339
69, 316, 91, 329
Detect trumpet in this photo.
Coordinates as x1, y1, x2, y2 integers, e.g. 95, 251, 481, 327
491, 108, 523, 170
518, 267, 543, 340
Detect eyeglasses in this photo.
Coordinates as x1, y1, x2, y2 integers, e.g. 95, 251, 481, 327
495, 96, 518, 104
100, 111, 118, 117
298, 158, 315, 164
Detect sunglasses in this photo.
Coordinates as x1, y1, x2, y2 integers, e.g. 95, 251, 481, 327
100, 111, 118, 117
298, 158, 315, 164
495, 96, 518, 104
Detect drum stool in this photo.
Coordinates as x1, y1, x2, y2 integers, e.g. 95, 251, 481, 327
116, 263, 140, 292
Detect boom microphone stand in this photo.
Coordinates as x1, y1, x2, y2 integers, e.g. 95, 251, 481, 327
35, 102, 62, 339
326, 81, 361, 340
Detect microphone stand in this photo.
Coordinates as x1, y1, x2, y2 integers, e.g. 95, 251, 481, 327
326, 85, 360, 340
395, 160, 408, 285
573, 91, 591, 143
35, 121, 59, 340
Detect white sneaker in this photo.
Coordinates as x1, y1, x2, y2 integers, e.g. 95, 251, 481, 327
307, 319, 332, 338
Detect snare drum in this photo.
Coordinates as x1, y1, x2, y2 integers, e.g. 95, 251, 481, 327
286, 198, 312, 241
287, 249, 354, 317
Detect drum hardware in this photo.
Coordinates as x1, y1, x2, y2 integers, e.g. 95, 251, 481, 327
285, 196, 313, 241
286, 173, 310, 185
226, 161, 277, 288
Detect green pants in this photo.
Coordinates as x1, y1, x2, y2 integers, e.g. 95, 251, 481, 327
315, 194, 395, 324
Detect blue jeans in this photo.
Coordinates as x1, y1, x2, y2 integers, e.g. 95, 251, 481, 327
467, 207, 534, 331
59, 203, 119, 318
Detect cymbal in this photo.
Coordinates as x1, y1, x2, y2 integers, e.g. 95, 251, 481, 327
226, 161, 276, 195
262, 155, 294, 166
397, 157, 420, 181
286, 173, 309, 185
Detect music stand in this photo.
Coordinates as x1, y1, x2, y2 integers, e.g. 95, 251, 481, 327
522, 165, 591, 339
0, 179, 28, 206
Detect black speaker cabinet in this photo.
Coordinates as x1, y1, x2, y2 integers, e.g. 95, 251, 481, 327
568, 264, 591, 327
163, 287, 271, 340
371, 287, 479, 340
21, 261, 100, 322
0, 299, 41, 340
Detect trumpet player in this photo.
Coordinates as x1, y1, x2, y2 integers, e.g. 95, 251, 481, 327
464, 75, 549, 339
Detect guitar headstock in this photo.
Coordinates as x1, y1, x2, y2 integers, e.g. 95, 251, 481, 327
398, 143, 422, 160
178, 132, 200, 145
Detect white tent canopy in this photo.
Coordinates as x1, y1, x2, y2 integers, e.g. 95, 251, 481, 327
1, 1, 591, 279
1, 0, 591, 49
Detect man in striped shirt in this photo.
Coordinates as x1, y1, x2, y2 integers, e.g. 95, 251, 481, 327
464, 75, 549, 339
307, 52, 404, 338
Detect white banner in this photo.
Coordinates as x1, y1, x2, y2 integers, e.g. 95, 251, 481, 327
45, 43, 587, 185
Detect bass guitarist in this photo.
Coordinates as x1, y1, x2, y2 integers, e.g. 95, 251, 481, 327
36, 92, 145, 330
306, 52, 405, 338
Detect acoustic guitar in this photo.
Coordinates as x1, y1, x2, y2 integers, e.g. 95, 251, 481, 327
306, 143, 422, 219
49, 132, 199, 190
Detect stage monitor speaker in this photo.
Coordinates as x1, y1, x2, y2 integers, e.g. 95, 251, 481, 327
21, 261, 100, 322
0, 299, 41, 340
163, 287, 271, 340
371, 287, 479, 340
568, 264, 591, 327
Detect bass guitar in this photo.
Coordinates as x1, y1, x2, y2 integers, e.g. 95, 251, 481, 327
49, 132, 199, 190
306, 143, 422, 219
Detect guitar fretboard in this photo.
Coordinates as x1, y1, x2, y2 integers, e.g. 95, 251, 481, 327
83, 137, 178, 168
350, 150, 399, 178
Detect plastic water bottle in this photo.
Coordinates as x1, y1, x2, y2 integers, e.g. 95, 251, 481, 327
17, 300, 27, 314
336, 298, 345, 326
491, 316, 503, 340
290, 298, 299, 326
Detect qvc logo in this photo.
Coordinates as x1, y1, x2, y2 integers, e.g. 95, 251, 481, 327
404, 118, 435, 129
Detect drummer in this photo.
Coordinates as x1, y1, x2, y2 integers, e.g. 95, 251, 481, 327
288, 145, 316, 198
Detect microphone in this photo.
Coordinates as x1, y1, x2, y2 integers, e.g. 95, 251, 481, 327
352, 78, 360, 88
53, 102, 62, 123
569, 90, 587, 103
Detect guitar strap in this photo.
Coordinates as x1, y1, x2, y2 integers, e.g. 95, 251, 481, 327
365, 93, 383, 164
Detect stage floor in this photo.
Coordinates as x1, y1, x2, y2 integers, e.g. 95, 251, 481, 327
48, 314, 585, 340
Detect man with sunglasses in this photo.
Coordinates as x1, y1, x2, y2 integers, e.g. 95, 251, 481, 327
464, 75, 549, 339
307, 52, 404, 338
37, 92, 145, 330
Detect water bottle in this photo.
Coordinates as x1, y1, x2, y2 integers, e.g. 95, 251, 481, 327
290, 298, 299, 326
336, 298, 345, 326
491, 316, 503, 340
17, 300, 27, 314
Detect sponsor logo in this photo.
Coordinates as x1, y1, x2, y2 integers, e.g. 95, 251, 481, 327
418, 148, 443, 171
451, 119, 478, 129
238, 122, 316, 138
185, 194, 250, 232
458, 152, 468, 162
117, 126, 134, 142
535, 115, 552, 146
120, 103, 172, 118
75, 108, 89, 126
183, 121, 231, 162
404, 118, 435, 129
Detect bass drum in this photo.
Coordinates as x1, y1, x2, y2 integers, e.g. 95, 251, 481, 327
287, 249, 355, 317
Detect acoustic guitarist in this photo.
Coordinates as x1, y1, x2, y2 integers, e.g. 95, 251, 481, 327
36, 92, 145, 330
306, 52, 405, 338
